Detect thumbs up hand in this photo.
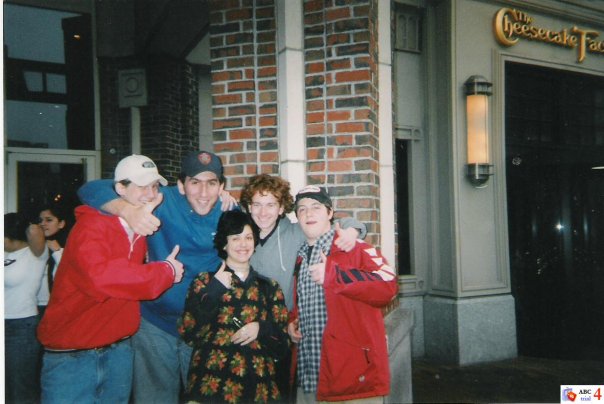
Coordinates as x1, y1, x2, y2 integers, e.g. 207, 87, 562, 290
165, 244, 184, 283
123, 193, 163, 236
309, 251, 327, 285
144, 192, 163, 213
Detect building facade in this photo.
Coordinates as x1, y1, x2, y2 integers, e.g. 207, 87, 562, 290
4, 0, 604, 369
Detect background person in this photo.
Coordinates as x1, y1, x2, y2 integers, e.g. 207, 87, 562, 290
288, 185, 398, 403
4, 212, 48, 404
77, 150, 237, 403
37, 154, 184, 404
179, 210, 289, 403
36, 203, 73, 315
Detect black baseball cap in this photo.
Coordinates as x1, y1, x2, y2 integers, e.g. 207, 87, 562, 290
295, 185, 333, 209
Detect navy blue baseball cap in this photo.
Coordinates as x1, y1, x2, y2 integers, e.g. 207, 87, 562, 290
181, 151, 224, 178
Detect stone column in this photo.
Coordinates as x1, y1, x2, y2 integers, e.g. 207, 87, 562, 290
422, 0, 517, 365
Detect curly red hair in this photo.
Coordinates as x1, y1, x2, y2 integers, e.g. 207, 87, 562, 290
239, 174, 294, 215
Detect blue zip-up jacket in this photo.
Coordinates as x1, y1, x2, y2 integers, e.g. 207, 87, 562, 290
78, 179, 236, 336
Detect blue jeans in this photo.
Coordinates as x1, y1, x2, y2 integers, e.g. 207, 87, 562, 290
132, 317, 192, 404
41, 338, 133, 404
5, 315, 41, 404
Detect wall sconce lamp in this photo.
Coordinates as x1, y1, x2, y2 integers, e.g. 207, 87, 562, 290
465, 75, 493, 188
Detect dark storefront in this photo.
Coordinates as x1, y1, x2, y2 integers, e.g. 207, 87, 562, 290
506, 62, 604, 359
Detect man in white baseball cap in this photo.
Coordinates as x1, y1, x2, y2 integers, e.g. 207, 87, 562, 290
38, 154, 184, 403
114, 154, 168, 187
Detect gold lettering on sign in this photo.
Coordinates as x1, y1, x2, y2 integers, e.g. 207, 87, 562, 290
493, 8, 604, 63
572, 27, 600, 62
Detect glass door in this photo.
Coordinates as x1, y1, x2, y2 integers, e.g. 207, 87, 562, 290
506, 62, 604, 360
5, 151, 97, 220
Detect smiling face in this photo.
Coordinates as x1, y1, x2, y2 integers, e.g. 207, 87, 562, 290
295, 198, 333, 245
39, 210, 66, 238
116, 181, 160, 207
177, 171, 224, 216
224, 224, 256, 267
248, 192, 284, 237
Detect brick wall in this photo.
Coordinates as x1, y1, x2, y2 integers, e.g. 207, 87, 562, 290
209, 0, 381, 245
98, 57, 199, 183
142, 58, 199, 181
209, 0, 279, 195
99, 1, 382, 245
303, 0, 381, 245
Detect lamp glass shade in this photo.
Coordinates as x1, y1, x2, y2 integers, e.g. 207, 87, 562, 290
466, 93, 489, 164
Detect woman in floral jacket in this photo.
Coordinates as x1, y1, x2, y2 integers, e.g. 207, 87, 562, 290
179, 211, 290, 403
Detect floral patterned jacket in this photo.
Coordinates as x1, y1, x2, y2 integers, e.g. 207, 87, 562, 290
178, 266, 290, 403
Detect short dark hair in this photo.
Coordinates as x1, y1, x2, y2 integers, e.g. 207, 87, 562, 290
214, 211, 259, 260
177, 172, 226, 185
116, 179, 132, 186
4, 213, 29, 242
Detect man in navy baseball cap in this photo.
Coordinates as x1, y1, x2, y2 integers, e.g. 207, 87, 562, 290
176, 151, 226, 216
180, 151, 224, 181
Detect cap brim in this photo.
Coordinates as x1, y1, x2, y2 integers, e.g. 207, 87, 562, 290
130, 172, 168, 186
295, 193, 332, 207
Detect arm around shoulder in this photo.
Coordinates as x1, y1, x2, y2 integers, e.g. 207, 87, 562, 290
78, 179, 144, 219
79, 180, 162, 236
338, 216, 367, 239
78, 179, 119, 210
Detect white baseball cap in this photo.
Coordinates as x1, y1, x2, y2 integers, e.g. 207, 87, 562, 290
114, 155, 168, 186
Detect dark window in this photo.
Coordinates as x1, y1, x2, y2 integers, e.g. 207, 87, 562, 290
396, 139, 411, 275
16, 161, 84, 220
4, 4, 94, 150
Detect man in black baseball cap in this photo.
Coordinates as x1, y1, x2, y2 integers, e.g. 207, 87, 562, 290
294, 185, 333, 210
289, 183, 398, 403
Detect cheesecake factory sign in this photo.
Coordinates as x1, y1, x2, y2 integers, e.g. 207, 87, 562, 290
493, 8, 604, 63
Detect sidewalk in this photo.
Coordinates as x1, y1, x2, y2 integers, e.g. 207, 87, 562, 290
412, 356, 604, 403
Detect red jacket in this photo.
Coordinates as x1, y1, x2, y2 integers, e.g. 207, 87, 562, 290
290, 238, 398, 401
38, 205, 174, 350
